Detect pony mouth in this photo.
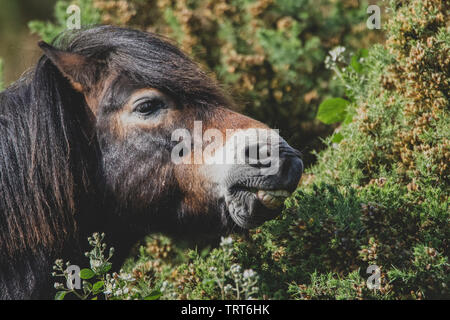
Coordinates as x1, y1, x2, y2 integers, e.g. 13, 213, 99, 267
225, 187, 292, 229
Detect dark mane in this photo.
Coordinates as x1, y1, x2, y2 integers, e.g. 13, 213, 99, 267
0, 47, 98, 259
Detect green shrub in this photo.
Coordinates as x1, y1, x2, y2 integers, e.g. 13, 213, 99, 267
287, 270, 391, 300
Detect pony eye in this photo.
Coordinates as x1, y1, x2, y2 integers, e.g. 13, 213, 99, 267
134, 98, 166, 116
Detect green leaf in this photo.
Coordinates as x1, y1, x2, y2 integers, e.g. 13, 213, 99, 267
98, 262, 112, 274
331, 132, 344, 143
316, 98, 350, 124
92, 281, 104, 293
55, 291, 67, 300
144, 290, 162, 300
200, 246, 211, 258
343, 107, 356, 125
350, 56, 362, 73
350, 49, 369, 73
202, 278, 216, 286
79, 268, 95, 280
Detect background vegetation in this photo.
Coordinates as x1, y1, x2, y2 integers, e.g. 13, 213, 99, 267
1, 0, 449, 300
0, 0, 57, 85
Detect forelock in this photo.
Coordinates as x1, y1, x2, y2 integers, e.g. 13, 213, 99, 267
53, 26, 232, 109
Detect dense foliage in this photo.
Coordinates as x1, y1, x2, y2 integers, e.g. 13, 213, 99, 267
25, 0, 450, 300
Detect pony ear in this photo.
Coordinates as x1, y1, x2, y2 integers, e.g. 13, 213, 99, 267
38, 41, 104, 93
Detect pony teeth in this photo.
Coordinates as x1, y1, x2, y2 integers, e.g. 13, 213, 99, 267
256, 190, 290, 209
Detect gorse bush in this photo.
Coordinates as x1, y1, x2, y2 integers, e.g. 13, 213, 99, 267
257, 0, 448, 299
